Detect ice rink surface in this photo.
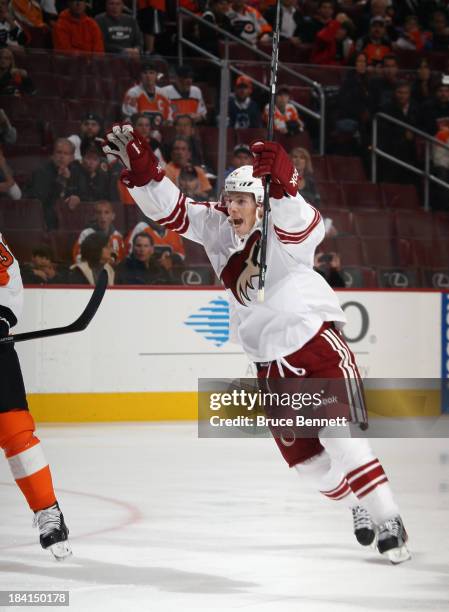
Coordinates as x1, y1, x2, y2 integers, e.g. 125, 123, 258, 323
0, 423, 448, 612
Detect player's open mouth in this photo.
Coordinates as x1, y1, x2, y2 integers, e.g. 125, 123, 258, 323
232, 219, 243, 226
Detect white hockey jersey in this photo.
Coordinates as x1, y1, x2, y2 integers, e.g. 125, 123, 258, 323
128, 178, 346, 362
0, 232, 23, 328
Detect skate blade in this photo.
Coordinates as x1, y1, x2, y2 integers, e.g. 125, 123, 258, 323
382, 544, 411, 565
48, 541, 72, 561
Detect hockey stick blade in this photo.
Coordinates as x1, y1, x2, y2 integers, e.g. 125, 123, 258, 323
0, 269, 108, 345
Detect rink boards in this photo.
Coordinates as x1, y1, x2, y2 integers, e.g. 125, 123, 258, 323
14, 287, 447, 421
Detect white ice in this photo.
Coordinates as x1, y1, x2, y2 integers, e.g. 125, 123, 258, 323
0, 423, 448, 612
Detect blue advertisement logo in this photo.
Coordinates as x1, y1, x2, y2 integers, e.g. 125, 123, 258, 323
184, 297, 230, 347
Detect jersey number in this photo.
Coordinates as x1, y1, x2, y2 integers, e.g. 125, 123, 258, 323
0, 241, 14, 268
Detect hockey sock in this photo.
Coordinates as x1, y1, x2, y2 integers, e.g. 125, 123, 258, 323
0, 411, 57, 512
294, 450, 359, 509
319, 436, 400, 524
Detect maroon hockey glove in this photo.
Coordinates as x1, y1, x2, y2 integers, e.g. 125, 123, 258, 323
251, 141, 300, 199
103, 124, 165, 188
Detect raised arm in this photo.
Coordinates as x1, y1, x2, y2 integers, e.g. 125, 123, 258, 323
102, 124, 218, 245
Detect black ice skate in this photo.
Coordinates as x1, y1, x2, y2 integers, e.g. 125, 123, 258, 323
352, 505, 376, 547
377, 516, 411, 564
34, 502, 72, 561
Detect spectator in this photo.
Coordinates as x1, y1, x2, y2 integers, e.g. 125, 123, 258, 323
69, 232, 115, 285
176, 165, 205, 201
27, 138, 83, 229
0, 0, 25, 47
68, 113, 104, 161
53, 0, 105, 53
263, 86, 304, 135
225, 143, 253, 177
76, 141, 117, 202
165, 137, 212, 197
379, 81, 419, 183
0, 108, 16, 144
226, 0, 272, 46
356, 16, 392, 65
411, 58, 439, 107
116, 231, 176, 285
20, 245, 66, 284
264, 0, 302, 45
314, 251, 345, 288
122, 61, 172, 123
72, 199, 125, 263
228, 75, 262, 129
335, 52, 371, 148
428, 10, 449, 51
137, 0, 165, 54
170, 114, 204, 165
131, 112, 166, 167
358, 0, 395, 40
0, 148, 21, 199
311, 12, 355, 66
289, 147, 320, 206
395, 14, 430, 52
296, 0, 334, 43
0, 48, 35, 96
200, 0, 233, 55
126, 220, 185, 261
420, 81, 449, 137
162, 65, 207, 123
95, 0, 142, 55
368, 53, 399, 111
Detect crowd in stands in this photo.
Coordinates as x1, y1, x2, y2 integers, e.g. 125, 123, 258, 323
0, 0, 448, 289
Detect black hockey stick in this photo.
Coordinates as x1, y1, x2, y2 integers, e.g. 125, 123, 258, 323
0, 268, 108, 345
257, 0, 281, 303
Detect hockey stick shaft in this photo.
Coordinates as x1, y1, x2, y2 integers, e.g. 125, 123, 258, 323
0, 268, 108, 345
257, 0, 281, 303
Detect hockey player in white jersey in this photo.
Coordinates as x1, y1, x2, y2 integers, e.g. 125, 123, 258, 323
0, 234, 71, 560
104, 124, 410, 564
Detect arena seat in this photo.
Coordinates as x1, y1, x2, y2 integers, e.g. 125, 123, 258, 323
319, 207, 353, 235
421, 268, 449, 289
33, 72, 61, 98
353, 210, 394, 237
362, 237, 397, 266
274, 131, 312, 151
377, 267, 421, 288
381, 183, 421, 209
316, 181, 344, 208
341, 183, 383, 209
327, 156, 367, 182
335, 235, 364, 266
408, 239, 449, 267
21, 51, 53, 74
433, 212, 449, 239
49, 230, 80, 263
341, 266, 377, 288
0, 199, 45, 230
13, 120, 45, 146
311, 156, 328, 181
55, 201, 96, 231
4, 229, 47, 261
9, 155, 45, 186
394, 210, 435, 239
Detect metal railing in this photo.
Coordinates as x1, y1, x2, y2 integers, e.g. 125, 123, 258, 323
372, 113, 449, 211
177, 7, 326, 189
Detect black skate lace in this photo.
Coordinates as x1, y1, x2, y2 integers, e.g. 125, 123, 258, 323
33, 504, 61, 537
352, 506, 373, 530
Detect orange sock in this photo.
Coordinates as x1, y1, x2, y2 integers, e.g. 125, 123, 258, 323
0, 411, 56, 512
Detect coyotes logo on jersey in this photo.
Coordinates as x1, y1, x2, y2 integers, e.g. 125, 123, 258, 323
221, 231, 261, 306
